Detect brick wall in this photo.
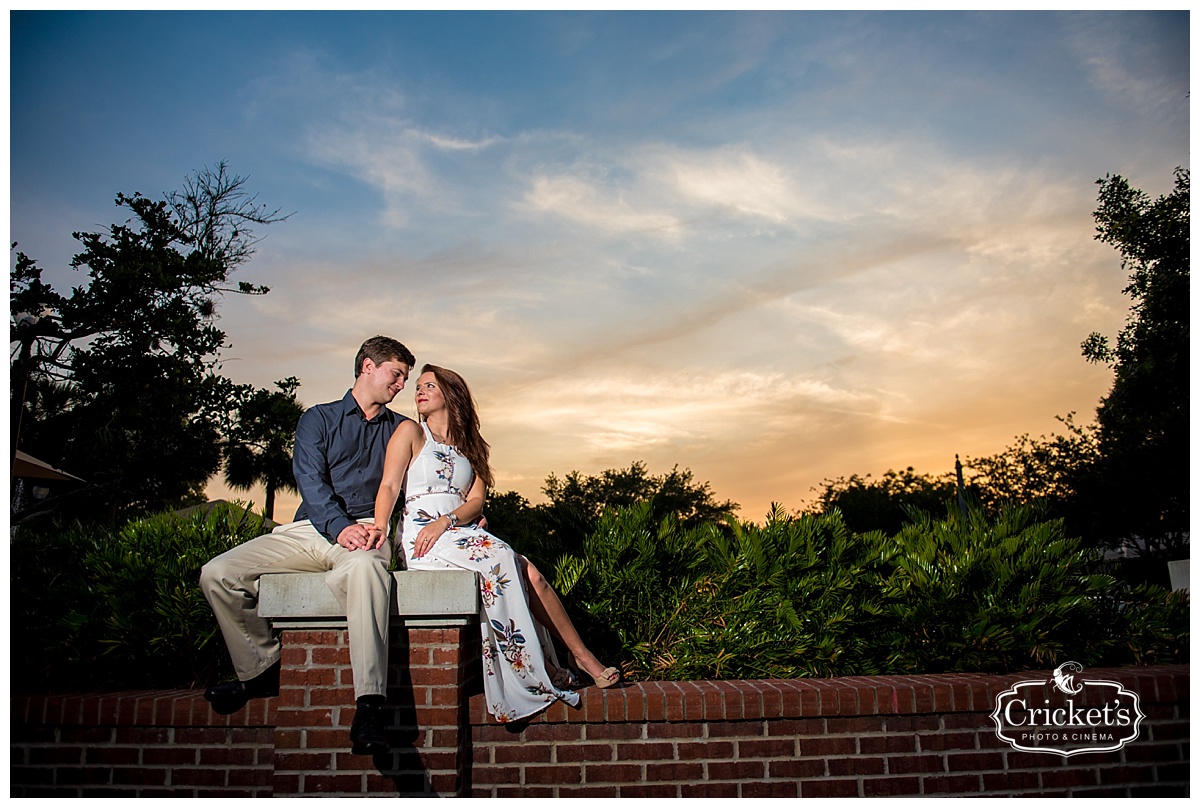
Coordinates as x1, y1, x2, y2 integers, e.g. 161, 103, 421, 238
11, 690, 273, 797
271, 625, 479, 797
12, 650, 1188, 797
468, 666, 1189, 798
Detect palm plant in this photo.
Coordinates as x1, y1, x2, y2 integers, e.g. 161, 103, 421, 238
223, 377, 303, 520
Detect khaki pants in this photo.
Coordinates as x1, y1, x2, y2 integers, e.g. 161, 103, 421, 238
200, 519, 392, 699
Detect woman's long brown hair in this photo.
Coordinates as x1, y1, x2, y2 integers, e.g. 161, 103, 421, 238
421, 364, 494, 490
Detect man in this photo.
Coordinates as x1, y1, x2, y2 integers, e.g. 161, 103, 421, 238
200, 335, 415, 755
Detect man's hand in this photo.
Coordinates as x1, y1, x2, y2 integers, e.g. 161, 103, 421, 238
337, 523, 379, 551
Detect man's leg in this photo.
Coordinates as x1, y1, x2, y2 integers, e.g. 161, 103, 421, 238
321, 523, 394, 699
320, 521, 394, 755
200, 522, 330, 683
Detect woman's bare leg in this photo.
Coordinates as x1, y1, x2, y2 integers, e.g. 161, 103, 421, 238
518, 556, 612, 680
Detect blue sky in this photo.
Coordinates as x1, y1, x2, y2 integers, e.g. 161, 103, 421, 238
9, 11, 1190, 519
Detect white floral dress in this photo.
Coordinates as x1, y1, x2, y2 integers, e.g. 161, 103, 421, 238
400, 423, 581, 722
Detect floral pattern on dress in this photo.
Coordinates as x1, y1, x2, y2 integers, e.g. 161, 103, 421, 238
401, 422, 580, 722
490, 618, 531, 673
454, 533, 498, 562
479, 563, 511, 607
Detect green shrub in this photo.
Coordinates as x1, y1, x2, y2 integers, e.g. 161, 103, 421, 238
11, 504, 268, 692
555, 502, 1188, 681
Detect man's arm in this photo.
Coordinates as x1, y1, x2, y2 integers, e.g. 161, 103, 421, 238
292, 408, 358, 544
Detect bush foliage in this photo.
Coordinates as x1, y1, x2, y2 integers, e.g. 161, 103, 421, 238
11, 500, 1187, 693
11, 503, 269, 692
554, 502, 1188, 682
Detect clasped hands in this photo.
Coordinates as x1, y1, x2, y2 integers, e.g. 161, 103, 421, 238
336, 523, 388, 551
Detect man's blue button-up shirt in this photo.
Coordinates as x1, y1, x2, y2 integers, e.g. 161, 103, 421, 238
292, 390, 408, 543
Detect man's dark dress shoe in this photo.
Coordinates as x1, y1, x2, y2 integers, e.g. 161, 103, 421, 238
350, 699, 391, 755
204, 662, 280, 714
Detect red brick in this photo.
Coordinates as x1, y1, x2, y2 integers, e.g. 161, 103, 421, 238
829, 756, 885, 776
708, 760, 764, 780
112, 727, 163, 744
645, 761, 703, 781
230, 767, 273, 788
583, 692, 606, 722
275, 707, 336, 728
111, 767, 169, 786
604, 690, 627, 722
472, 766, 520, 785
303, 728, 351, 749
142, 746, 201, 766
556, 743, 614, 763
919, 731, 978, 752
585, 723, 642, 741
682, 782, 738, 798
518, 723, 579, 742
28, 746, 86, 765
798, 736, 854, 757
743, 781, 798, 797
984, 768, 1041, 787
647, 722, 704, 739
413, 706, 460, 726
801, 778, 859, 797
922, 774, 982, 794
584, 763, 643, 783
620, 784, 678, 798
525, 765, 583, 785
1007, 751, 1066, 768
1040, 768, 1099, 789
707, 720, 763, 738
304, 773, 366, 793
643, 683, 666, 722
946, 751, 1004, 771
860, 734, 916, 754
888, 754, 944, 774
616, 741, 673, 760
768, 757, 825, 779
695, 682, 724, 721
274, 751, 337, 771
622, 686, 646, 722
738, 737, 794, 758
430, 647, 461, 665
676, 740, 733, 760
663, 682, 686, 722
766, 717, 824, 736
494, 744, 551, 764
826, 715, 886, 734
756, 681, 783, 718
411, 666, 458, 686
558, 785, 621, 797
494, 785, 555, 797
864, 776, 920, 796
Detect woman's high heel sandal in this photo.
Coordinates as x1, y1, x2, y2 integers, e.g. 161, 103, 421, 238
568, 652, 622, 689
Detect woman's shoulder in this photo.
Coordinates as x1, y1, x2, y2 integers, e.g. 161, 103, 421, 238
391, 418, 424, 443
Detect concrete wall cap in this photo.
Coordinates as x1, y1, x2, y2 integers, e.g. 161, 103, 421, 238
257, 570, 479, 618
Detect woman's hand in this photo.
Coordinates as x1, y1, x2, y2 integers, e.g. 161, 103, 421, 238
412, 516, 450, 558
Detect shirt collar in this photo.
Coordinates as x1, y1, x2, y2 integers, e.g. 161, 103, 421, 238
340, 389, 397, 424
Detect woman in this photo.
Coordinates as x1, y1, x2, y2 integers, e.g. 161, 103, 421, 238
373, 364, 619, 723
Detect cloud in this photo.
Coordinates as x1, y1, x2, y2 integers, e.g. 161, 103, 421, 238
1064, 13, 1189, 113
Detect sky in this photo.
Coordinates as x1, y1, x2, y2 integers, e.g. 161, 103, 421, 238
8, 11, 1191, 521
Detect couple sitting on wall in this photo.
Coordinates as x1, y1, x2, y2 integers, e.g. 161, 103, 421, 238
199, 336, 619, 754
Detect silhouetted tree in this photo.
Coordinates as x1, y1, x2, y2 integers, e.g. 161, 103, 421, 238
11, 162, 291, 522
808, 467, 958, 536
1079, 168, 1189, 557
540, 461, 738, 555
223, 377, 304, 520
